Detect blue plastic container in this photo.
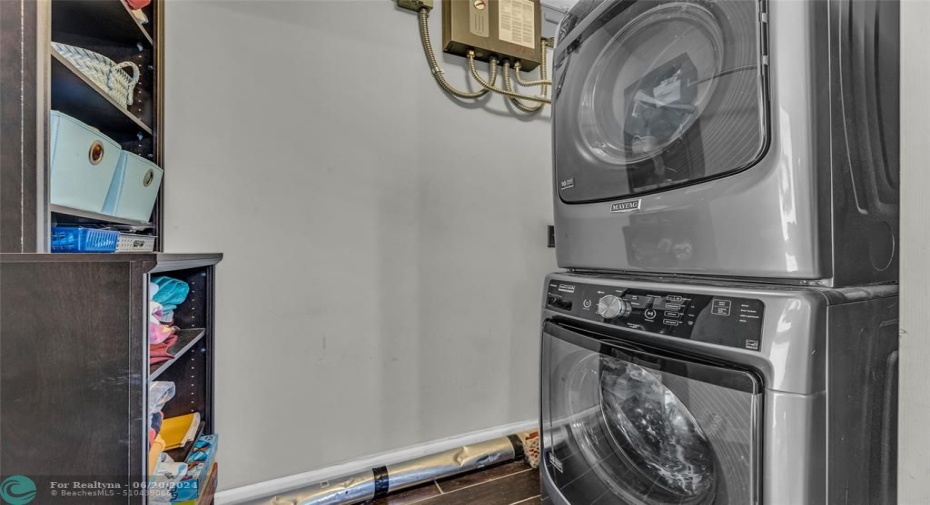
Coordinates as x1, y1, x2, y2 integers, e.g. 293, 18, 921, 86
50, 227, 119, 253
49, 111, 122, 213
102, 151, 163, 222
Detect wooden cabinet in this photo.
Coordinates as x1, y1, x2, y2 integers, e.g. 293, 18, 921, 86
0, 253, 221, 503
1, 3, 221, 500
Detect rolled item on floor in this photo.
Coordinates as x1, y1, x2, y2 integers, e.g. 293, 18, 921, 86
267, 433, 530, 505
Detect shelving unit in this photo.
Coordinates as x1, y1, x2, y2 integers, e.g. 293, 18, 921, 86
149, 328, 207, 380
50, 51, 153, 137
51, 0, 154, 46
45, 0, 163, 245
0, 2, 220, 502
50, 204, 154, 228
0, 253, 222, 504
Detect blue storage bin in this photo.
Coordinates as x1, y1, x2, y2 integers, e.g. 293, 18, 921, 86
49, 111, 122, 213
50, 227, 119, 253
102, 151, 163, 222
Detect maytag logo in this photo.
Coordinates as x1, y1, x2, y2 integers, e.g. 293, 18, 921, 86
610, 199, 642, 213
560, 178, 574, 190
549, 453, 564, 473
558, 284, 575, 293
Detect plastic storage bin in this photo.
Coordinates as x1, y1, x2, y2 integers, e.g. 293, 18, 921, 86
116, 233, 156, 252
102, 151, 163, 222
49, 111, 122, 213
50, 227, 119, 253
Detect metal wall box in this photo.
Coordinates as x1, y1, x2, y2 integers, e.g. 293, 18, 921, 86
442, 0, 542, 71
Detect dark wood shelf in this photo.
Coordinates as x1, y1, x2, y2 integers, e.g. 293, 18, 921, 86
0, 253, 224, 272
50, 51, 153, 139
52, 0, 153, 46
51, 204, 154, 228
150, 328, 207, 380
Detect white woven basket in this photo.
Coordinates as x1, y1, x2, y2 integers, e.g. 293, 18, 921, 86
51, 42, 140, 108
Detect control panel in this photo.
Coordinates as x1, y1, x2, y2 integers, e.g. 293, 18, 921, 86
546, 280, 765, 352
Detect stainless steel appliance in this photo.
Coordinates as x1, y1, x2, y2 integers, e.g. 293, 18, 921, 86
540, 272, 898, 504
551, 0, 899, 286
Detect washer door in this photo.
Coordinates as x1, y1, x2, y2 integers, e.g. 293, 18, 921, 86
553, 0, 768, 203
541, 322, 761, 504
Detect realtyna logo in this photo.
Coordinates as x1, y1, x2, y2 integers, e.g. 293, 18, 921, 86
1, 476, 36, 505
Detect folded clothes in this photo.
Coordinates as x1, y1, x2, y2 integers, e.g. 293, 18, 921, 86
150, 320, 177, 345
152, 276, 190, 312
149, 381, 176, 416
150, 333, 179, 364
148, 434, 166, 476
152, 412, 164, 435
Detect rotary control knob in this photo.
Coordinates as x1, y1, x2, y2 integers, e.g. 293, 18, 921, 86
596, 295, 631, 320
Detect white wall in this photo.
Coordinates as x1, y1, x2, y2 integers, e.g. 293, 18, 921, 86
164, 0, 557, 491
898, 1, 930, 502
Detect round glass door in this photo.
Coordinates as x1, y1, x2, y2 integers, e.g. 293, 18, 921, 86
580, 3, 724, 166
567, 354, 718, 505
553, 0, 767, 203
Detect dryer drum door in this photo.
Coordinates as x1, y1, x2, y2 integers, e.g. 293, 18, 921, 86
541, 322, 762, 504
553, 0, 768, 203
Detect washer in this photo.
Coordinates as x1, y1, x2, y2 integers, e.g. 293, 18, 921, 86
540, 272, 898, 504
551, 0, 899, 286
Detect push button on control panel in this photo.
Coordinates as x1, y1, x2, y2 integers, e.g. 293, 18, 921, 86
555, 282, 765, 352
711, 299, 732, 316
547, 296, 573, 311
625, 294, 650, 309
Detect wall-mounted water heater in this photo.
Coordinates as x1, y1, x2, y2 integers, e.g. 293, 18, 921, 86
442, 0, 543, 71
398, 0, 551, 114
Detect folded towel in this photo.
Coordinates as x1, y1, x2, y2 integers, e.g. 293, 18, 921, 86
152, 276, 190, 312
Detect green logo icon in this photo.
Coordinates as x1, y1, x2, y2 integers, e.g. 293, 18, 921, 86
0, 476, 36, 505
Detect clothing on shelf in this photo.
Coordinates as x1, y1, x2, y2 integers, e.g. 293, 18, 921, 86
148, 433, 166, 476
152, 412, 164, 435
150, 333, 179, 364
151, 276, 190, 314
150, 319, 177, 345
149, 381, 175, 418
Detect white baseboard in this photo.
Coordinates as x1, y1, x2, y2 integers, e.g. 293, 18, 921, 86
214, 419, 539, 505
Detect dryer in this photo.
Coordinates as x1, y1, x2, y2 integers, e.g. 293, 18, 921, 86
551, 0, 900, 286
539, 272, 898, 504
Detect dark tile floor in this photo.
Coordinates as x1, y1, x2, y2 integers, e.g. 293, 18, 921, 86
371, 460, 541, 505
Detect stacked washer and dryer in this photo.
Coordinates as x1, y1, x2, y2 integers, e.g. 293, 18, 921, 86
540, 0, 900, 504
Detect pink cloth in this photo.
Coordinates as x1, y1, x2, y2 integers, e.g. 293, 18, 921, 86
149, 321, 177, 345
125, 0, 151, 9
150, 333, 179, 364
